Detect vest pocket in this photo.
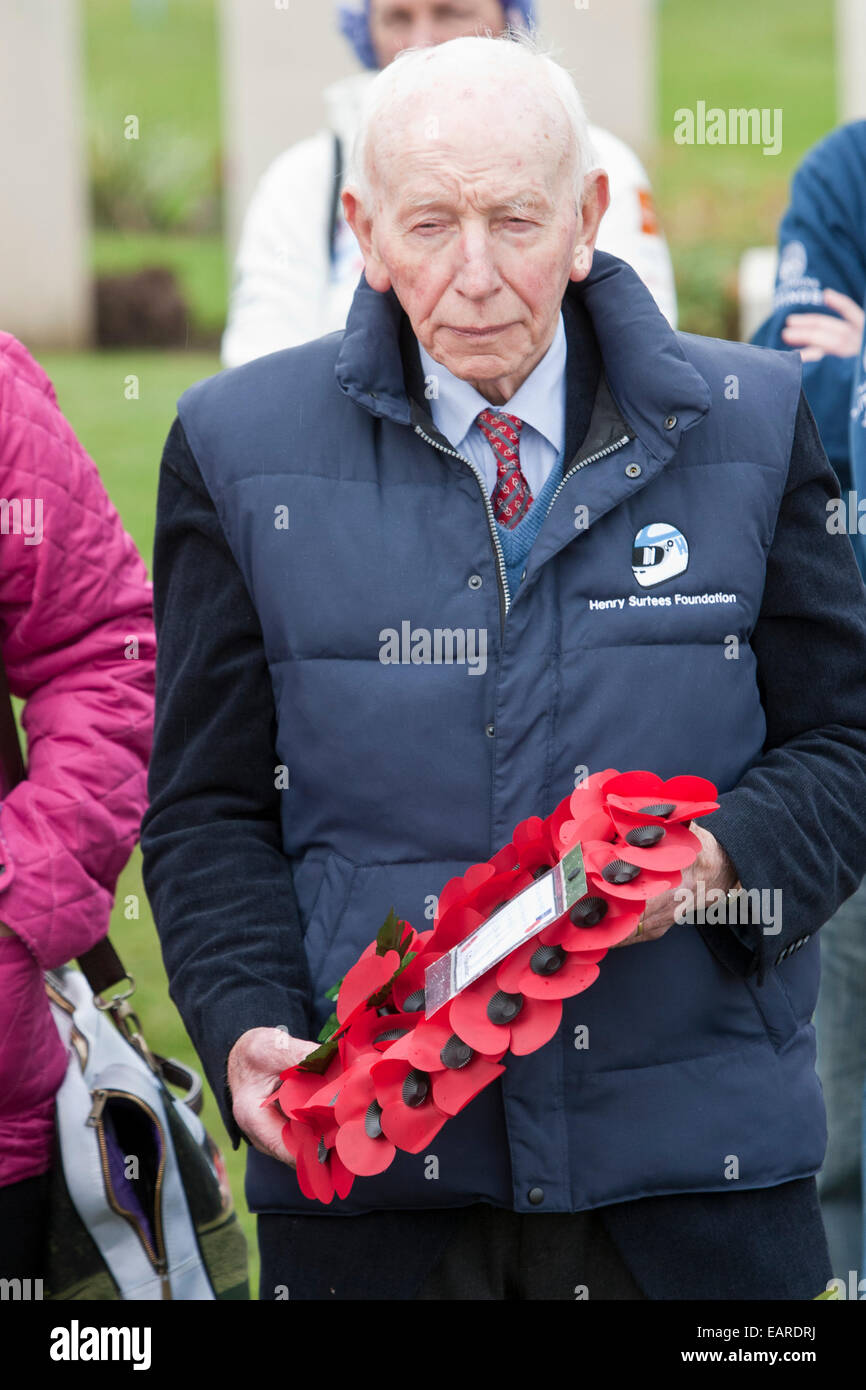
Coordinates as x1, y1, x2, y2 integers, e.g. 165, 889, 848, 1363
297, 852, 357, 1013
742, 970, 800, 1053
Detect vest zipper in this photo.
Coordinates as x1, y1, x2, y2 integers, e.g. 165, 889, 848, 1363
543, 433, 633, 522
414, 422, 511, 630
414, 423, 633, 623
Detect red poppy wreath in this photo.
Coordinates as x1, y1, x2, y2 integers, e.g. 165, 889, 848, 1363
262, 769, 719, 1204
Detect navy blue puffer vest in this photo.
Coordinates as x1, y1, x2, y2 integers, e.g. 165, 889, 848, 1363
179, 253, 824, 1216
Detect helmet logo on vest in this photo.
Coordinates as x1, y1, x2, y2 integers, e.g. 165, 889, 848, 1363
632, 523, 689, 588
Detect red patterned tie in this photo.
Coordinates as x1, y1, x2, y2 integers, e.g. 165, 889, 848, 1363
476, 409, 533, 529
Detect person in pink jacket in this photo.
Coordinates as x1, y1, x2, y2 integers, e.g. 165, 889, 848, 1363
0, 334, 155, 1278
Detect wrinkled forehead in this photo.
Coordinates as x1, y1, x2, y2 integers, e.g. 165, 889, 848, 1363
366, 78, 576, 206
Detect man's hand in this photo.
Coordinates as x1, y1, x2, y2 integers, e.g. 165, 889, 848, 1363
614, 823, 738, 947
227, 1026, 318, 1165
780, 288, 865, 362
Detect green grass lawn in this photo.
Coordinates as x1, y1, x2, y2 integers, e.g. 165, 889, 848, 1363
656, 0, 836, 335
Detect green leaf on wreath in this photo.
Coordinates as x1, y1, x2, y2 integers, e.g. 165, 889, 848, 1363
317, 1010, 339, 1042
375, 907, 407, 957
324, 977, 343, 1002
297, 1036, 340, 1074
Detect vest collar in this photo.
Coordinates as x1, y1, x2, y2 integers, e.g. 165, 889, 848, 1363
335, 250, 711, 462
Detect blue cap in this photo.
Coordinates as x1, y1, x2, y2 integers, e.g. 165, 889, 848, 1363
336, 2, 536, 71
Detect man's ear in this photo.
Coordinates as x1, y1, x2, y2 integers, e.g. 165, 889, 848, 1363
569, 169, 611, 284
342, 188, 392, 293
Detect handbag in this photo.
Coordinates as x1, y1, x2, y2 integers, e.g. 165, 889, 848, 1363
0, 652, 249, 1300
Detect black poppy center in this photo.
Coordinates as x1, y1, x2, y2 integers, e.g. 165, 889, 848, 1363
440, 1034, 474, 1069
638, 801, 676, 818
602, 858, 641, 885
626, 824, 666, 848
377, 1026, 410, 1043
403, 988, 426, 1013
530, 944, 566, 976
487, 990, 524, 1025
364, 1100, 384, 1139
401, 1068, 430, 1108
570, 895, 608, 927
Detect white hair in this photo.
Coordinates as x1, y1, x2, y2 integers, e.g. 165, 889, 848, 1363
347, 33, 599, 213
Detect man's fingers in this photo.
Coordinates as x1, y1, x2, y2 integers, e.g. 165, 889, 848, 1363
233, 1091, 296, 1166
782, 314, 860, 357
822, 287, 865, 327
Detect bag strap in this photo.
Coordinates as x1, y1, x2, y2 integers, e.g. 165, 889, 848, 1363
328, 131, 343, 266
0, 642, 129, 995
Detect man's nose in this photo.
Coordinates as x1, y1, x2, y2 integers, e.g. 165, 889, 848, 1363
453, 228, 501, 297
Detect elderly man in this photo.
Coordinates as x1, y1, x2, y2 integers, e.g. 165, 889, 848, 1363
220, 0, 677, 367
143, 37, 866, 1301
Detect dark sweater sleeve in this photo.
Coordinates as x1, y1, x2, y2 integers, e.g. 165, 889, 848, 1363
140, 417, 313, 1148
693, 390, 866, 982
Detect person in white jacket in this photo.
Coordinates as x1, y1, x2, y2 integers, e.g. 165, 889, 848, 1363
221, 1, 678, 368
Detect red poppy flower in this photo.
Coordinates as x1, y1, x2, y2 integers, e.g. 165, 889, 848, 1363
332, 1058, 397, 1176
547, 773, 619, 856
512, 814, 557, 875
281, 1108, 355, 1204
396, 1017, 507, 1115
336, 948, 403, 1025
602, 772, 719, 834
263, 1050, 344, 1122
339, 1008, 420, 1067
540, 893, 642, 951
369, 1036, 451, 1152
581, 839, 678, 902
610, 819, 701, 872
449, 970, 562, 1056
371, 1028, 506, 1127
495, 936, 602, 1001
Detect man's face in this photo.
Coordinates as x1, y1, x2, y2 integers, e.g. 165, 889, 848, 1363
369, 1, 509, 68
344, 90, 608, 403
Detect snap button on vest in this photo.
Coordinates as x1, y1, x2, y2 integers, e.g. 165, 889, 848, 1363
664, 414, 677, 429
468, 574, 482, 590
528, 1186, 545, 1205
485, 723, 495, 738
625, 462, 642, 479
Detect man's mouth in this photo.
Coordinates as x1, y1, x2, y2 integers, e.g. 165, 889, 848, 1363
446, 323, 515, 339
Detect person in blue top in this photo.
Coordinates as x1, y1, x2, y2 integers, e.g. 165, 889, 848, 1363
752, 121, 866, 508
143, 37, 866, 1300
753, 120, 866, 1283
